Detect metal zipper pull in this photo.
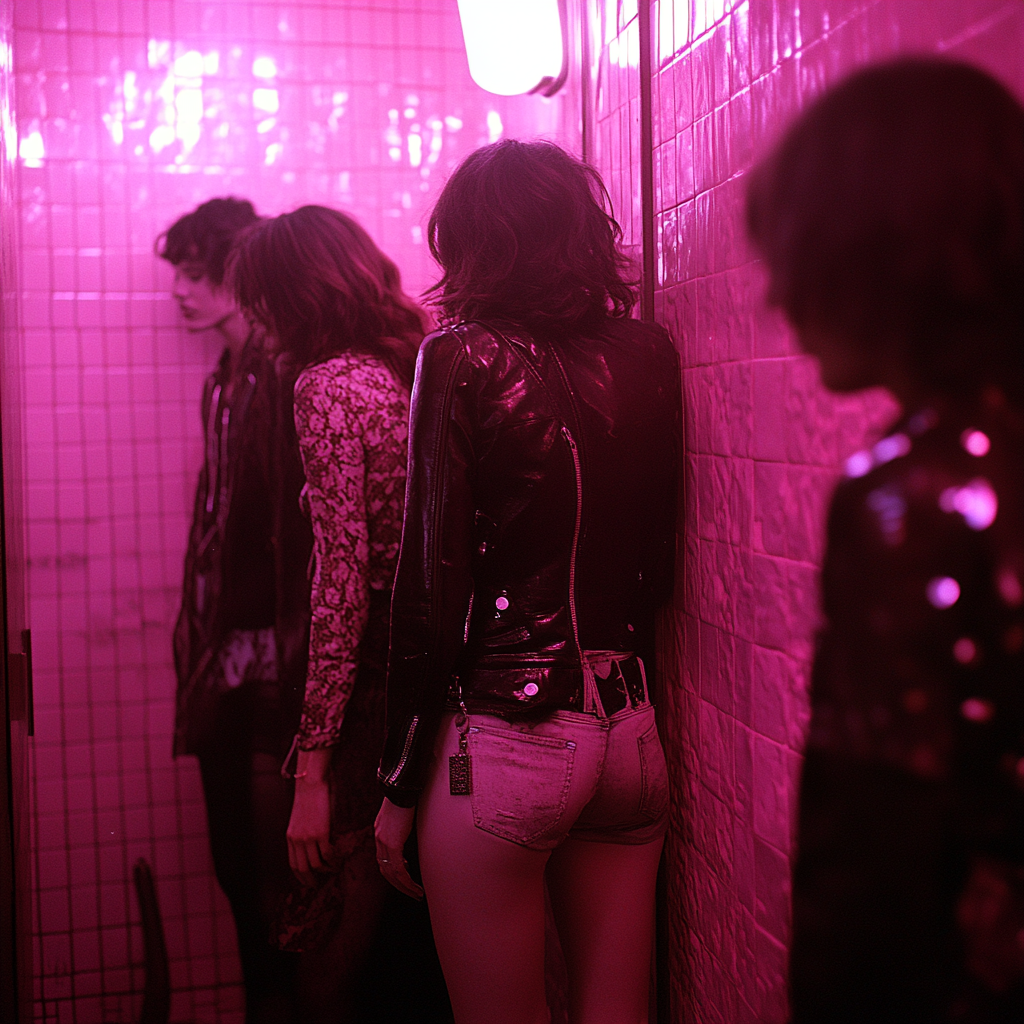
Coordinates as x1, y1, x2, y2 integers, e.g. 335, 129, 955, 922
561, 426, 587, 670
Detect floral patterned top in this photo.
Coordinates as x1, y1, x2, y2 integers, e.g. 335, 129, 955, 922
292, 352, 409, 750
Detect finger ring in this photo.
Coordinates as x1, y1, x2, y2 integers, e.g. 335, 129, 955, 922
378, 858, 389, 864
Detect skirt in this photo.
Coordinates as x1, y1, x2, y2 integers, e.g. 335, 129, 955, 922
276, 589, 390, 952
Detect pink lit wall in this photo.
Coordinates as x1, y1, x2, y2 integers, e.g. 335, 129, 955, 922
14, 0, 1024, 1021
13, 2, 561, 1020
587, 2, 1023, 1021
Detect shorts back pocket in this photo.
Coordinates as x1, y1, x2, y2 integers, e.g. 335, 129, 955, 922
469, 725, 576, 849
637, 723, 669, 823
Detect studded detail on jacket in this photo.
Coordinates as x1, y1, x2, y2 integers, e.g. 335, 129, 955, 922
378, 319, 681, 806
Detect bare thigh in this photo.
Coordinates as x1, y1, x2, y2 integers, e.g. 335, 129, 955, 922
417, 739, 551, 1024
546, 836, 664, 1024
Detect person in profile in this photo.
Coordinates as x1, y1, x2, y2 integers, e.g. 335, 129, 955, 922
157, 197, 312, 1022
230, 205, 450, 1023
747, 58, 1023, 1022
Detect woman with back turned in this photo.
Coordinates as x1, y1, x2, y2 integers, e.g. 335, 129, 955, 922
748, 58, 1023, 1022
230, 206, 444, 1022
374, 140, 681, 1024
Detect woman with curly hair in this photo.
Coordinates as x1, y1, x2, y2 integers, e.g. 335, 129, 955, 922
374, 140, 681, 1024
231, 205, 439, 1022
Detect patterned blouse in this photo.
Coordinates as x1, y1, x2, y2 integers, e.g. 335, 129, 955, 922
292, 352, 409, 750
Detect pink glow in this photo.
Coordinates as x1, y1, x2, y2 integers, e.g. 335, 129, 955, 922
8, 2, 1023, 1023
928, 576, 962, 609
997, 566, 1023, 607
953, 636, 978, 664
961, 428, 991, 456
939, 478, 999, 530
960, 696, 995, 723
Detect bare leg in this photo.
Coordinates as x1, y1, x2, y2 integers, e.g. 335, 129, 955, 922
546, 837, 664, 1024
417, 757, 551, 1024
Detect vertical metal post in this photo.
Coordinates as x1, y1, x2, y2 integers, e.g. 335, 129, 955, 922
638, 0, 656, 321
580, 0, 592, 164
638, 12, 670, 1021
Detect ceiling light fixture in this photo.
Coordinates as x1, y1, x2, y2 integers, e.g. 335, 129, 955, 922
457, 0, 568, 97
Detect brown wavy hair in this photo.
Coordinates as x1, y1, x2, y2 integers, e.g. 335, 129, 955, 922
156, 196, 260, 285
229, 205, 428, 388
426, 140, 637, 328
747, 57, 1023, 406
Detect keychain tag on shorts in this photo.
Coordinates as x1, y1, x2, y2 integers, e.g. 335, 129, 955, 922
449, 711, 471, 795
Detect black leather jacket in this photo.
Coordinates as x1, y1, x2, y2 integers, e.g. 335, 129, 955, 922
379, 319, 680, 805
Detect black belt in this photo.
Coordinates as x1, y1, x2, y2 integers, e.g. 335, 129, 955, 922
448, 653, 649, 717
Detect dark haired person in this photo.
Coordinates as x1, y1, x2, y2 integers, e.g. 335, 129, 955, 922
230, 205, 446, 1022
374, 140, 681, 1024
158, 197, 311, 1022
747, 58, 1024, 1022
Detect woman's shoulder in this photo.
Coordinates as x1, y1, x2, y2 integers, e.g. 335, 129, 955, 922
296, 351, 407, 405
596, 315, 677, 362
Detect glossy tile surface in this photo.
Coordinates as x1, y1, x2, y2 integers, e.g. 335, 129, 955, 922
596, 2, 1022, 1020
14, 2, 560, 1020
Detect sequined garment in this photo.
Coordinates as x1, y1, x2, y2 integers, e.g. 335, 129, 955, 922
791, 399, 1024, 1022
807, 403, 1022, 787
292, 353, 409, 750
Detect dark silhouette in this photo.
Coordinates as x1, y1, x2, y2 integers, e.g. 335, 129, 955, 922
748, 58, 1024, 1023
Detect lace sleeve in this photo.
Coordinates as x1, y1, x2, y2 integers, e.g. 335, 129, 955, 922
293, 363, 370, 749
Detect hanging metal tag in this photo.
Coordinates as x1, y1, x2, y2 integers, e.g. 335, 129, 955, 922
449, 710, 472, 795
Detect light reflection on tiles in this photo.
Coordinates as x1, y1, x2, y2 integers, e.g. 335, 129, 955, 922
14, 2, 561, 1021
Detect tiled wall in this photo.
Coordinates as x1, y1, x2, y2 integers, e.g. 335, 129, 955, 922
3, 0, 36, 1014
13, 2, 561, 1021
15, 0, 1024, 1021
589, 2, 1023, 1021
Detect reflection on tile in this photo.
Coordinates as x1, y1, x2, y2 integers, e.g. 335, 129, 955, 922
15, 2, 560, 1021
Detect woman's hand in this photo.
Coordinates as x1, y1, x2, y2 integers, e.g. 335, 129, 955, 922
374, 798, 424, 899
286, 747, 334, 886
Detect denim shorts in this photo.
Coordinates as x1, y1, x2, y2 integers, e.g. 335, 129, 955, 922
442, 656, 669, 850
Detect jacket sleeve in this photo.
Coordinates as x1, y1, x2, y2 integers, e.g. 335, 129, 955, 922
379, 330, 477, 806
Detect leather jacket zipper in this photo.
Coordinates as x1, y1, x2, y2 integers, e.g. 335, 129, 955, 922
383, 715, 419, 786
561, 425, 587, 667
463, 590, 474, 644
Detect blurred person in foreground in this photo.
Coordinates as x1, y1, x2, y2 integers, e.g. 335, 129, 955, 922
159, 197, 312, 1022
373, 140, 680, 1024
747, 58, 1023, 1023
231, 206, 450, 1023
